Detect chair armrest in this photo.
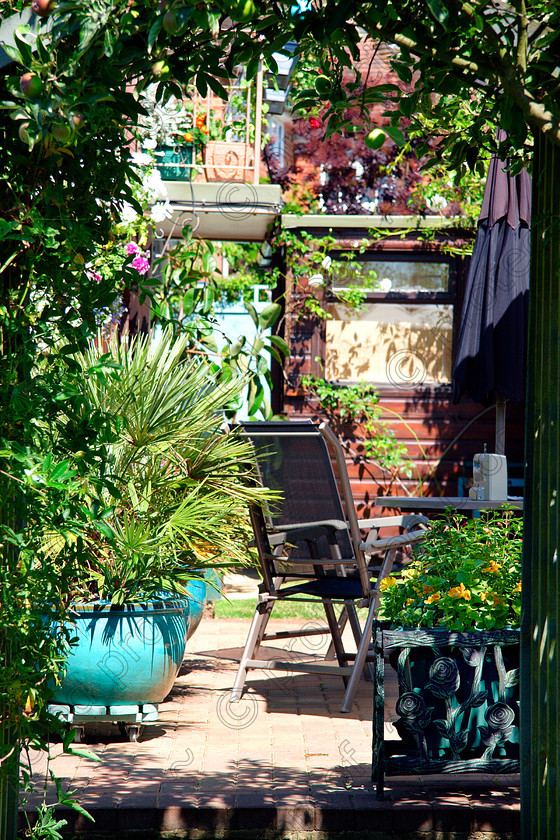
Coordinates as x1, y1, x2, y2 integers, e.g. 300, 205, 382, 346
357, 514, 429, 531
360, 530, 426, 552
263, 553, 360, 566
269, 520, 348, 545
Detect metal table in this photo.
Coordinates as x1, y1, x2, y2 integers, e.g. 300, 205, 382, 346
373, 496, 523, 512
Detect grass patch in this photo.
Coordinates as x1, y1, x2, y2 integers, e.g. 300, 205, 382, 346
214, 597, 330, 620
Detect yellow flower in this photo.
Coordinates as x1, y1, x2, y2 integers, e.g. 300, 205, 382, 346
422, 585, 435, 594
483, 560, 502, 574
183, 132, 194, 141
406, 598, 415, 606
448, 583, 471, 601
491, 593, 505, 606
514, 580, 522, 593
425, 592, 441, 604
379, 576, 397, 591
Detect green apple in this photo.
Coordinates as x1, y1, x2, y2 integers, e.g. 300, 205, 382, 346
152, 60, 171, 78
233, 0, 256, 20
20, 73, 43, 100
51, 122, 73, 144
315, 75, 331, 95
364, 128, 386, 150
163, 9, 180, 33
18, 121, 31, 144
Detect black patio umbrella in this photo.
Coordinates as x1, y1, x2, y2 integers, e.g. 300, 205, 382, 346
452, 138, 531, 454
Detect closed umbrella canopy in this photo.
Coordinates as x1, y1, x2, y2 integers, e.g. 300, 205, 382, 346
453, 146, 531, 415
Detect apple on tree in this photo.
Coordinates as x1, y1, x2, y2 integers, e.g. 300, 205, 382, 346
20, 73, 43, 100
364, 129, 386, 150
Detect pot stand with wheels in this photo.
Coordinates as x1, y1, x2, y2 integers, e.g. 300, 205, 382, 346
47, 702, 159, 743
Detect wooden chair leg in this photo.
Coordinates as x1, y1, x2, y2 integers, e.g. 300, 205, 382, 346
230, 600, 273, 702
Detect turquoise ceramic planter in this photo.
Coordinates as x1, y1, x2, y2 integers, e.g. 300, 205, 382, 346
185, 579, 206, 641
156, 144, 193, 180
53, 598, 189, 707
184, 571, 222, 641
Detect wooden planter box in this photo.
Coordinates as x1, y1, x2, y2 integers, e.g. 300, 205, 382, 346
372, 622, 520, 798
203, 140, 253, 182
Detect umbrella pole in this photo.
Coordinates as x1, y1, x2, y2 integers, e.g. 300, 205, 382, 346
495, 395, 506, 454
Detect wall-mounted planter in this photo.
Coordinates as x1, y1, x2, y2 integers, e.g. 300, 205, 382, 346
203, 140, 252, 182
156, 144, 193, 180
372, 623, 520, 798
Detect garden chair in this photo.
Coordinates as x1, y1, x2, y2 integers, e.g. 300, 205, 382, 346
229, 420, 428, 713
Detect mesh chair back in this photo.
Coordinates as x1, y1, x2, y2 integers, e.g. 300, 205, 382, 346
240, 421, 353, 561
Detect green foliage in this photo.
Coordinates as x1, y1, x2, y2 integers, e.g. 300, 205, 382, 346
274, 229, 379, 321
302, 375, 415, 493
378, 511, 523, 631
217, 242, 272, 302
146, 230, 286, 420
61, 328, 274, 604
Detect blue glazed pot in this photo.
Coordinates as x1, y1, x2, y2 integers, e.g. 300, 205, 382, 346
184, 571, 222, 641
185, 579, 206, 641
53, 598, 189, 707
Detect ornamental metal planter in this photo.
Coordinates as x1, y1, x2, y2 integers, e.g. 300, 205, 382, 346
372, 622, 520, 798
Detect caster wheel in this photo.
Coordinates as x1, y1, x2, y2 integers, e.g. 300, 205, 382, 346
71, 726, 84, 743
118, 723, 140, 742
127, 725, 140, 742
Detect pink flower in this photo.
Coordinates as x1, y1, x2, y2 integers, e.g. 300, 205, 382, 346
309, 117, 322, 129
131, 254, 150, 275
125, 242, 141, 255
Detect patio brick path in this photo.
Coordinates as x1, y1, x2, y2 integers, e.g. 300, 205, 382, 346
22, 617, 520, 838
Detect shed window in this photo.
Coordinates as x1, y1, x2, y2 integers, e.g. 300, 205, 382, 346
325, 253, 455, 385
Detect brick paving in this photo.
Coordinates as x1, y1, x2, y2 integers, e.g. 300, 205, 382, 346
22, 617, 520, 838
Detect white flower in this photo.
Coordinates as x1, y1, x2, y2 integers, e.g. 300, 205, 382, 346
150, 201, 173, 223
321, 256, 332, 270
379, 277, 392, 292
131, 151, 154, 167
143, 169, 167, 200
143, 138, 157, 150
120, 202, 139, 224
350, 160, 364, 178
428, 193, 447, 210
308, 273, 324, 287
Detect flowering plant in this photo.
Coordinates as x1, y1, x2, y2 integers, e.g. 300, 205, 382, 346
378, 510, 523, 631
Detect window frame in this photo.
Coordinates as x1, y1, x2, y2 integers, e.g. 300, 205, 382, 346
325, 249, 458, 305
320, 249, 460, 387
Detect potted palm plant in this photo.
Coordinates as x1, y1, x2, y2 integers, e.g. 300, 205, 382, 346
47, 328, 267, 739
373, 509, 522, 796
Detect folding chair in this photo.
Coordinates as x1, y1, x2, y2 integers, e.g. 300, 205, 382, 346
230, 420, 427, 713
